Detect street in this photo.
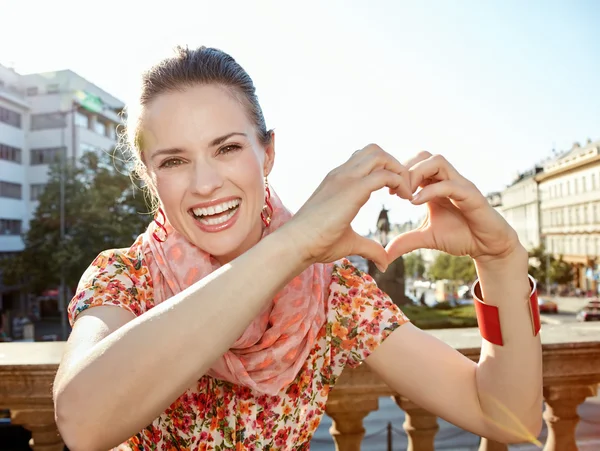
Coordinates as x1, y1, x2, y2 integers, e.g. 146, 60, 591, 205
539, 295, 594, 324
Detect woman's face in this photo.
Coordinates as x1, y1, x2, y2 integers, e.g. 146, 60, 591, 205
141, 84, 274, 264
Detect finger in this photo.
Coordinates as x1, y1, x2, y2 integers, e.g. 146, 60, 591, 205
350, 231, 389, 272
402, 150, 432, 170
411, 179, 480, 211
385, 227, 432, 262
349, 144, 412, 196
408, 154, 461, 193
386, 216, 432, 260
361, 168, 412, 200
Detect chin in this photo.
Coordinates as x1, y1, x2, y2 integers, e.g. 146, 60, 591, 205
190, 224, 257, 264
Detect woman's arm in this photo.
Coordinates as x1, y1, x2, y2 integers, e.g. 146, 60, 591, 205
54, 143, 411, 451
366, 247, 543, 444
54, 230, 310, 450
367, 150, 543, 444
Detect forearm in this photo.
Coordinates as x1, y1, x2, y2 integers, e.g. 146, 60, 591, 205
474, 246, 543, 440
57, 227, 309, 449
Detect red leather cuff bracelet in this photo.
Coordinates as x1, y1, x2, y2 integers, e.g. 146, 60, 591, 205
471, 274, 539, 346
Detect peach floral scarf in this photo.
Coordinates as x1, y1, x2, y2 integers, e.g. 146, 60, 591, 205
142, 188, 334, 395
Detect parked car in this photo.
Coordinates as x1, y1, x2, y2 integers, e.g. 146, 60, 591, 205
538, 297, 558, 313
576, 300, 600, 322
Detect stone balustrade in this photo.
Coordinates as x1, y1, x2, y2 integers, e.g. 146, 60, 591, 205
1, 323, 598, 450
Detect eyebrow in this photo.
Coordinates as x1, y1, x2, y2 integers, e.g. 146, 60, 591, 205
150, 132, 248, 160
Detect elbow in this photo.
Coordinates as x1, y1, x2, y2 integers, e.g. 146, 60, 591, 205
54, 387, 104, 451
485, 410, 543, 445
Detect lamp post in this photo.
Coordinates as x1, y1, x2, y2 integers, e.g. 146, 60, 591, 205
58, 104, 78, 340
57, 90, 108, 339
544, 234, 551, 296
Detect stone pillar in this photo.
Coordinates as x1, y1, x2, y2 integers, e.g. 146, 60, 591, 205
478, 437, 508, 451
11, 409, 63, 451
325, 397, 378, 451
542, 384, 597, 451
395, 396, 439, 451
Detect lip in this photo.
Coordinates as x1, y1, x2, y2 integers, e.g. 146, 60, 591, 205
190, 200, 241, 233
189, 196, 241, 210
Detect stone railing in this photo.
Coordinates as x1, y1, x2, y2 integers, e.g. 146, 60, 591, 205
1, 323, 599, 451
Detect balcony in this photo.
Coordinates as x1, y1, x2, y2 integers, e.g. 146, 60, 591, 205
1, 323, 598, 450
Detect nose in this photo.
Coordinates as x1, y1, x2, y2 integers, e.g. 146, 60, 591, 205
190, 160, 224, 197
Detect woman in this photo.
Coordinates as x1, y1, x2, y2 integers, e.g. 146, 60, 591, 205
53, 46, 543, 451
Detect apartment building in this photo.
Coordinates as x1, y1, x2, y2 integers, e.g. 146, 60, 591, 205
499, 167, 543, 251
0, 64, 124, 252
0, 63, 124, 316
0, 64, 28, 254
537, 139, 600, 290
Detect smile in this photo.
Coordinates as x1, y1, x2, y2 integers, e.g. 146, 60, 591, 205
189, 198, 241, 231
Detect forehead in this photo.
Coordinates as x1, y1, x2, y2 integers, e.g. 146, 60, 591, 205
141, 84, 253, 149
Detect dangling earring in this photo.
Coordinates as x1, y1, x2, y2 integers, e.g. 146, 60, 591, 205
152, 207, 168, 242
261, 178, 274, 227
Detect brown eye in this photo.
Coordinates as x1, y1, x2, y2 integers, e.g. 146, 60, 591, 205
217, 144, 242, 155
160, 158, 184, 168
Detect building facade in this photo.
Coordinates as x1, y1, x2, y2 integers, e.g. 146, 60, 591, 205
0, 63, 125, 322
537, 139, 600, 290
0, 65, 29, 254
499, 167, 543, 251
0, 64, 124, 253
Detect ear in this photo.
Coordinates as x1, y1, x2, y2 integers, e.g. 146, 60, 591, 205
263, 130, 275, 177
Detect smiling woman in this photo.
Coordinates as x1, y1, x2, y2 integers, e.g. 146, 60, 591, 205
52, 46, 543, 451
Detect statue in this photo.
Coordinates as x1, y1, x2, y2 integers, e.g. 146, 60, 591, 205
368, 206, 410, 306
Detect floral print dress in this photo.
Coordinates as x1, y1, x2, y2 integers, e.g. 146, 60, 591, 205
68, 235, 410, 450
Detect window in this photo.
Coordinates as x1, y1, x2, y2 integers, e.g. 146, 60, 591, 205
30, 183, 46, 201
0, 143, 21, 163
30, 146, 65, 165
26, 86, 38, 96
593, 174, 597, 190
0, 219, 21, 235
107, 124, 116, 140
582, 176, 587, 192
31, 113, 66, 130
0, 106, 22, 128
47, 84, 60, 94
0, 181, 22, 199
75, 111, 89, 128
94, 120, 106, 135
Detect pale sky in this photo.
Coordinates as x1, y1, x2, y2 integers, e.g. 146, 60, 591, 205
1, 0, 599, 235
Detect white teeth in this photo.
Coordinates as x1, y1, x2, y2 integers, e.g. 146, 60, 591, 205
197, 207, 237, 225
192, 199, 240, 217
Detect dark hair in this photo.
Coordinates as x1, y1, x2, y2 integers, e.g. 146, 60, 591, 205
124, 46, 272, 204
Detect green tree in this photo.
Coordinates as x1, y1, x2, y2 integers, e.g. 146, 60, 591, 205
404, 252, 426, 278
428, 253, 476, 282
1, 149, 151, 294
549, 257, 574, 285
528, 244, 574, 287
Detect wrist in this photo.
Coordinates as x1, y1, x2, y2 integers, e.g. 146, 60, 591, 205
474, 245, 528, 278
267, 223, 315, 270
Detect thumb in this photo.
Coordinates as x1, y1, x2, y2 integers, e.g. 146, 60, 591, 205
385, 229, 431, 263
350, 231, 389, 272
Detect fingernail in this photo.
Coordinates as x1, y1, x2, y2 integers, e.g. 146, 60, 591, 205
376, 264, 387, 273
411, 192, 420, 203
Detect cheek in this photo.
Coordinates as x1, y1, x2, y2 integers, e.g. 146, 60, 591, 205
226, 152, 265, 193
153, 172, 189, 207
